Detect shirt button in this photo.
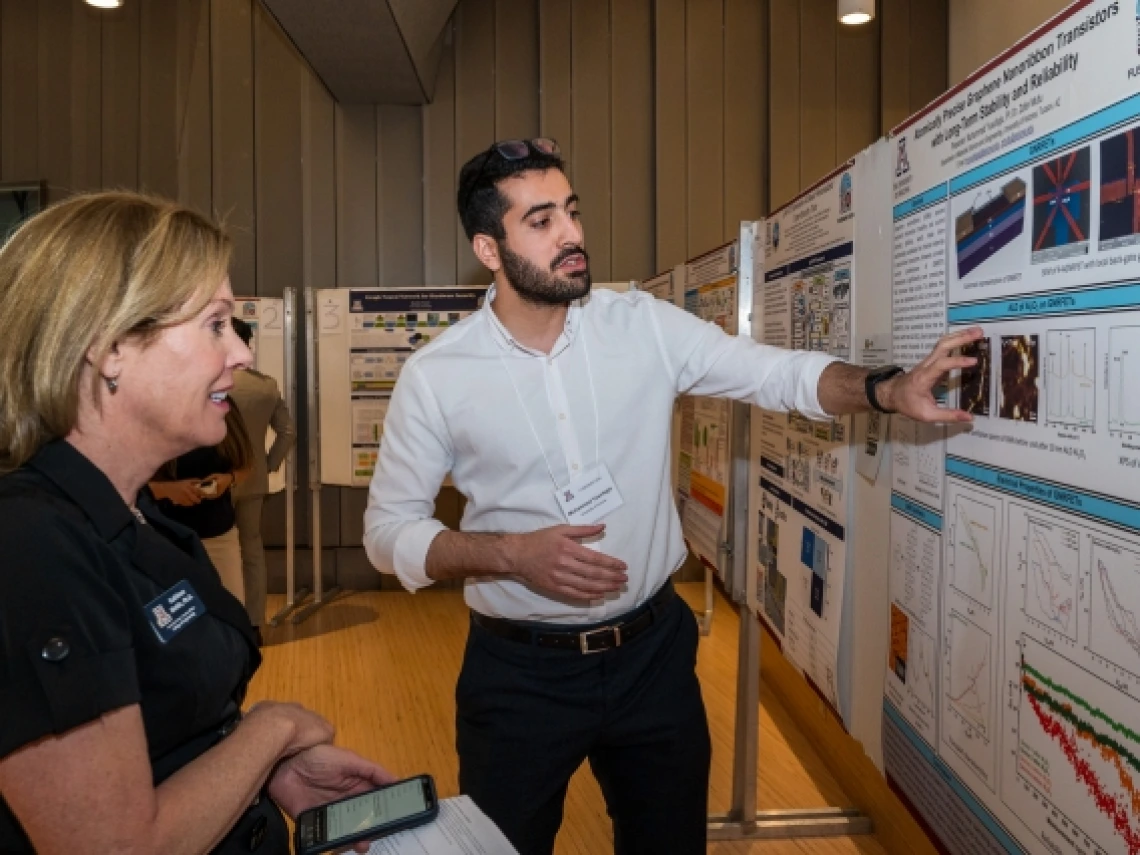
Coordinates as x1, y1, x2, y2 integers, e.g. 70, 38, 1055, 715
249, 815, 267, 850
572, 463, 580, 471
41, 637, 70, 662
559, 413, 566, 420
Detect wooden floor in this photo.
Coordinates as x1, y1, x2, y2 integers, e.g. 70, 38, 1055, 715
247, 584, 890, 855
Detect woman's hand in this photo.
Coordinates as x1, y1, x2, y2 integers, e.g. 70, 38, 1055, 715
268, 745, 398, 851
149, 479, 204, 506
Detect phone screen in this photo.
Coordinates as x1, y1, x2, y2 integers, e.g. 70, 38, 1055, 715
326, 779, 429, 840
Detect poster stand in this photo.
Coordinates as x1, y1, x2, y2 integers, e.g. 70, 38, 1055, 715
706, 222, 871, 841
290, 287, 346, 624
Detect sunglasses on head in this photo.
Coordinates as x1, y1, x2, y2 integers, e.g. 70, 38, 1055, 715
460, 138, 562, 213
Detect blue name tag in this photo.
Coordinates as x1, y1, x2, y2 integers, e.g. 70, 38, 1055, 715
145, 580, 205, 644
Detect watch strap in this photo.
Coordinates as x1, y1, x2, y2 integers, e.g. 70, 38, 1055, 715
865, 365, 904, 414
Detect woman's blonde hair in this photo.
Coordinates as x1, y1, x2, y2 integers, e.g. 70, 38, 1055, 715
0, 191, 232, 473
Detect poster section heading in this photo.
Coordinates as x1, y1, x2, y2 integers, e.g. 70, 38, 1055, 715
885, 5, 1140, 855
347, 288, 485, 486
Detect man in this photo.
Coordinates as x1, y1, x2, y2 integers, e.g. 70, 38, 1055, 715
364, 138, 978, 855
229, 317, 296, 638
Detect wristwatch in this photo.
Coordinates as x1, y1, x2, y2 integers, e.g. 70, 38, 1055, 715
865, 365, 905, 413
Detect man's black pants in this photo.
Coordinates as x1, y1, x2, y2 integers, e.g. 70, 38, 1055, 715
456, 590, 711, 855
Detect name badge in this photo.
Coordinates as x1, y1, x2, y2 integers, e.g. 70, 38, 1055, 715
145, 580, 205, 644
555, 464, 625, 525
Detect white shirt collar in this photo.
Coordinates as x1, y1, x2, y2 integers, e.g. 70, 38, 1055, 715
483, 282, 586, 358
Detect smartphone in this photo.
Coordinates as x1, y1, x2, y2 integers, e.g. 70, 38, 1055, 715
294, 774, 439, 855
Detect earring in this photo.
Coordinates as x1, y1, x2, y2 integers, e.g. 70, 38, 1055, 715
105, 376, 119, 394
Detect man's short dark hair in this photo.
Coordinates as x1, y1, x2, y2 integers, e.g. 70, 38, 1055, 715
232, 316, 253, 346
457, 143, 566, 242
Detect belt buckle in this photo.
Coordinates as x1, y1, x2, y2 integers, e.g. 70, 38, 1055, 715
579, 624, 620, 654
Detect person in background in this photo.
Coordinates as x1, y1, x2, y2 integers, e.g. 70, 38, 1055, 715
150, 403, 253, 606
0, 191, 394, 854
229, 316, 297, 637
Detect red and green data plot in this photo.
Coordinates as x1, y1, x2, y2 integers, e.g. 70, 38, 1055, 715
1016, 640, 1140, 855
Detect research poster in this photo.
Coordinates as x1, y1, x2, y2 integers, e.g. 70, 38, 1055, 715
679, 245, 738, 573
752, 163, 857, 710
346, 289, 484, 486
640, 270, 674, 302
884, 4, 1140, 853
234, 296, 285, 384
235, 296, 288, 493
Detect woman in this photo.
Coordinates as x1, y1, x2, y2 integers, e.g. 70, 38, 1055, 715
0, 192, 394, 853
151, 404, 254, 605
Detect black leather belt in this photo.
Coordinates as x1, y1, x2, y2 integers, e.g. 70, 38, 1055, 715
471, 581, 674, 653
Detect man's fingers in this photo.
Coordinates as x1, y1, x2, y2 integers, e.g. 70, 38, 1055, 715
566, 542, 628, 572
923, 354, 978, 377
558, 523, 607, 539
560, 557, 626, 587
937, 326, 983, 349
916, 327, 984, 369
918, 403, 973, 424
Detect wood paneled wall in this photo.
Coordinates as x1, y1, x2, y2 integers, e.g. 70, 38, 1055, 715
1, 0, 945, 587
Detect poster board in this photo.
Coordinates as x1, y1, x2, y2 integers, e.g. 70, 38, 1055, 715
883, 3, 1140, 853
747, 158, 865, 718
315, 288, 485, 488
234, 296, 288, 494
677, 244, 739, 579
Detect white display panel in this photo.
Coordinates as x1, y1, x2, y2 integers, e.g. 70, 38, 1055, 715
883, 4, 1140, 853
235, 296, 287, 493
315, 288, 485, 488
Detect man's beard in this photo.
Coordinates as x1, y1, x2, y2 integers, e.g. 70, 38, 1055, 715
499, 242, 592, 307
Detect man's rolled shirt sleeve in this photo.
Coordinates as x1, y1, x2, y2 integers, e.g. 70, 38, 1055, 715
363, 363, 453, 592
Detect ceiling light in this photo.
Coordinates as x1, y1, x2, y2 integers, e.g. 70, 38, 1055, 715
838, 0, 873, 25
85, 0, 123, 8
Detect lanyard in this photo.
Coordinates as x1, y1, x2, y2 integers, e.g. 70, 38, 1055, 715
498, 325, 601, 491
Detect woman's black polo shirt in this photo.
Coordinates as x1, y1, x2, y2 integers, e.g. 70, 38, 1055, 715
0, 440, 286, 852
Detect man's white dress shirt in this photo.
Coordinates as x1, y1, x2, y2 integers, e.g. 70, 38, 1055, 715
364, 286, 836, 623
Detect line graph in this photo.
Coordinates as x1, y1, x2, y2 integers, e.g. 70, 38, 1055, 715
1011, 638, 1140, 855
1023, 516, 1079, 640
947, 612, 992, 739
1045, 328, 1096, 429
1109, 326, 1140, 436
909, 626, 937, 712
1090, 538, 1140, 677
950, 493, 998, 610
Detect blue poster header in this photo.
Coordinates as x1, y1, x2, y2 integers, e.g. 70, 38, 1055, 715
946, 457, 1140, 532
764, 241, 854, 283
350, 288, 485, 314
948, 282, 1140, 324
891, 493, 944, 531
950, 92, 1140, 195
760, 477, 792, 506
893, 184, 948, 221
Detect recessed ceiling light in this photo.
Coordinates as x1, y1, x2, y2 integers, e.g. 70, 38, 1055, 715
838, 0, 874, 25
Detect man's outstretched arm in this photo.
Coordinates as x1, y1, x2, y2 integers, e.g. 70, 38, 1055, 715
817, 326, 983, 422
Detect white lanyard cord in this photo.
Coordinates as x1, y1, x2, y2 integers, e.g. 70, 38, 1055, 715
498, 353, 561, 490
581, 330, 601, 469
497, 317, 601, 490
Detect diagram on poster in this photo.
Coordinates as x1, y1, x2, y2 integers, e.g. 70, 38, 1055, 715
883, 4, 1140, 853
